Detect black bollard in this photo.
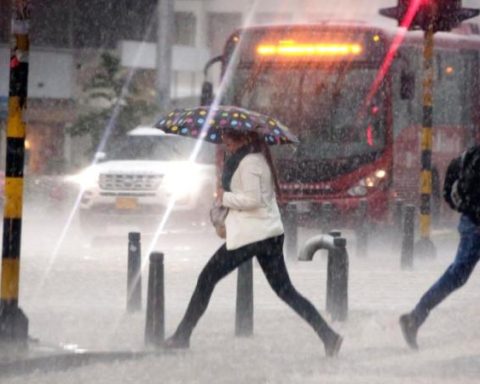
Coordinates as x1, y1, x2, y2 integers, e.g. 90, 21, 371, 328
392, 199, 404, 253
145, 252, 165, 346
355, 199, 369, 258
127, 232, 142, 313
235, 260, 253, 337
326, 237, 349, 322
401, 205, 415, 270
284, 204, 298, 260
321, 202, 333, 233
326, 231, 341, 315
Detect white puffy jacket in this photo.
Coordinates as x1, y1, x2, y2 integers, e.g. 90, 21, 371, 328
222, 153, 284, 250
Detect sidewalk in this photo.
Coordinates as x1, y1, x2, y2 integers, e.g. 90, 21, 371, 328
0, 339, 173, 378
0, 338, 76, 366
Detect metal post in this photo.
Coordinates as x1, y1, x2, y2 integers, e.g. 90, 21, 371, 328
284, 204, 298, 260
0, 0, 31, 342
298, 233, 349, 321
415, 25, 436, 259
355, 199, 369, 258
392, 198, 404, 252
326, 231, 341, 315
145, 252, 165, 346
235, 260, 253, 337
326, 236, 348, 322
156, 0, 174, 111
127, 232, 142, 313
401, 205, 415, 270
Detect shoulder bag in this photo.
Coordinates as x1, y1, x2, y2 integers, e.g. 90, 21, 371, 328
210, 203, 229, 239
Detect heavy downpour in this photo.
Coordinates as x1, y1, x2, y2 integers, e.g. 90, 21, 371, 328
1, 0, 480, 383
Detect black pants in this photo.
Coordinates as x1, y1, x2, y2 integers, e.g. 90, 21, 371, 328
172, 235, 337, 344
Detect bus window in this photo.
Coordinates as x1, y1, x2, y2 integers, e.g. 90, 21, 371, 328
434, 52, 463, 126
222, 65, 387, 160
393, 47, 422, 139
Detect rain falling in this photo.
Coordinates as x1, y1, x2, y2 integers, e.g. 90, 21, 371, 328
1, 0, 480, 383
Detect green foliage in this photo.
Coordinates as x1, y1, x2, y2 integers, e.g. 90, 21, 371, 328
68, 52, 158, 155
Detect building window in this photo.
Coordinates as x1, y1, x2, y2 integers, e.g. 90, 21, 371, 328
175, 12, 196, 46
253, 13, 292, 25
207, 13, 242, 56
0, 1, 10, 43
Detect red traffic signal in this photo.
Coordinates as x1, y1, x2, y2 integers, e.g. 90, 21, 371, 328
379, 0, 479, 32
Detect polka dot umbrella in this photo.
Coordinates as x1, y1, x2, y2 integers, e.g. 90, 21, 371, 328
153, 105, 299, 145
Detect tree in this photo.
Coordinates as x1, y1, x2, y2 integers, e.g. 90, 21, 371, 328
68, 52, 158, 155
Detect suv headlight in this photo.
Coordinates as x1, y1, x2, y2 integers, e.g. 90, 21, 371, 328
163, 168, 202, 197
347, 169, 387, 197
65, 168, 99, 189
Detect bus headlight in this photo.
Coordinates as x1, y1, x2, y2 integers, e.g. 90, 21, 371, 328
347, 169, 387, 197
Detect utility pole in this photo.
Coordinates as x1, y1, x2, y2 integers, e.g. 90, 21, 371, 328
417, 19, 436, 258
380, 0, 479, 259
156, 0, 174, 111
0, 0, 30, 343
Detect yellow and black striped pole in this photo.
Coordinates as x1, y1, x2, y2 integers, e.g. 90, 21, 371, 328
415, 21, 436, 259
0, 0, 30, 341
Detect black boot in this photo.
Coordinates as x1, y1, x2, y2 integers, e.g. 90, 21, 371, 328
163, 335, 190, 349
399, 313, 419, 350
324, 333, 343, 358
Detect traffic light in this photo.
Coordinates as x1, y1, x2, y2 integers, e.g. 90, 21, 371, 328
379, 0, 479, 32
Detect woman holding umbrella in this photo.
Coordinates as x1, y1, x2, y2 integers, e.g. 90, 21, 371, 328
158, 107, 343, 357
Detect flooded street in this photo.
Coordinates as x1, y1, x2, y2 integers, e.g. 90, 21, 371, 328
2, 199, 479, 383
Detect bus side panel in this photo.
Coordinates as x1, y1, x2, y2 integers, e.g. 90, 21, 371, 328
392, 44, 479, 226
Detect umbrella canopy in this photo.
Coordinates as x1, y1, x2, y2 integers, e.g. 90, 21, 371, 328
153, 105, 299, 145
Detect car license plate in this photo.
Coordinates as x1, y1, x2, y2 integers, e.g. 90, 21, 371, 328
116, 197, 138, 210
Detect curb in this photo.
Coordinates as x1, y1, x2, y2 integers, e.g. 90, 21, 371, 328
0, 349, 174, 378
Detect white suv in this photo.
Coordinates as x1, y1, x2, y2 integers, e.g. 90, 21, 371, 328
70, 127, 217, 235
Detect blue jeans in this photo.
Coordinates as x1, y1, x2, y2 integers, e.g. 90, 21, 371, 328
412, 214, 480, 326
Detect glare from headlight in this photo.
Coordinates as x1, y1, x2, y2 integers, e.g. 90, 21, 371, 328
163, 167, 202, 197
65, 168, 98, 189
347, 169, 387, 196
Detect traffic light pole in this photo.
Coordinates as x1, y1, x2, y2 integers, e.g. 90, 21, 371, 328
0, 0, 30, 342
415, 25, 436, 259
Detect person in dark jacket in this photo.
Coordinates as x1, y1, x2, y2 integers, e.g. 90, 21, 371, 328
400, 149, 480, 349
164, 129, 343, 357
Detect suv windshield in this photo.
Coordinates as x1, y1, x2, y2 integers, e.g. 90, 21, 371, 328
105, 135, 215, 164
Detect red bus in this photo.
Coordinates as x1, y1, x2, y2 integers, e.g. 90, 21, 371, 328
201, 22, 480, 232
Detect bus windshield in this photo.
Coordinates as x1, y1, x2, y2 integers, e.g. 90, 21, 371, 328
222, 66, 387, 161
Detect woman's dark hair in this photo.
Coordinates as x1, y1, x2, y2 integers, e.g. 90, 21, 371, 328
222, 129, 282, 197
222, 129, 248, 142
247, 132, 282, 198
